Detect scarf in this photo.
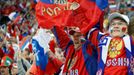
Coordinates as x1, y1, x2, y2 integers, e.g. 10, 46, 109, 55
98, 35, 133, 75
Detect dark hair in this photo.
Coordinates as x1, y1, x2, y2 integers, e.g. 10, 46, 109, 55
24, 48, 30, 55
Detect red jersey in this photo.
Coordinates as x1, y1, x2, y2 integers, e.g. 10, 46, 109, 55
62, 45, 89, 75
30, 58, 63, 75
104, 37, 128, 75
52, 26, 99, 75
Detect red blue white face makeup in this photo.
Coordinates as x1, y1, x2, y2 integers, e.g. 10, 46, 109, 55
109, 19, 128, 37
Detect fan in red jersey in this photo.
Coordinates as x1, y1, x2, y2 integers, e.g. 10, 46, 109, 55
97, 12, 134, 75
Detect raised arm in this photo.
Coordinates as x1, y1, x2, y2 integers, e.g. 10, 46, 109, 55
52, 26, 70, 50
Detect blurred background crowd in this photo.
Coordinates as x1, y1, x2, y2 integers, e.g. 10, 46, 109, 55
0, 0, 39, 75
0, 0, 134, 75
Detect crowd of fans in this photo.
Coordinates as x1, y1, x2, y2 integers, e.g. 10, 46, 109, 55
0, 0, 38, 75
104, 0, 134, 32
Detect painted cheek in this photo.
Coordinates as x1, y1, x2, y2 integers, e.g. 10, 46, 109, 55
122, 27, 127, 32
109, 26, 113, 33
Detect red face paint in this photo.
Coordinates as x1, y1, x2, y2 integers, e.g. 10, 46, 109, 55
122, 27, 127, 32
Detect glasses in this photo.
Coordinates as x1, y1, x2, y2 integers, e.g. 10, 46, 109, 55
110, 22, 126, 26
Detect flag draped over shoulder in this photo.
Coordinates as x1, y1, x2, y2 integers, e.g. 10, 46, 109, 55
36, 0, 108, 34
32, 28, 52, 72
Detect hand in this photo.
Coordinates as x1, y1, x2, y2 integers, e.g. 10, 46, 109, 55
47, 51, 55, 60
29, 52, 35, 61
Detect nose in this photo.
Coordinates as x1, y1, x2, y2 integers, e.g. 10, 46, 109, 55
113, 23, 120, 27
114, 27, 119, 29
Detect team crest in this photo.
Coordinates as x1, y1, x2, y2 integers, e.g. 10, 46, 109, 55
108, 38, 124, 58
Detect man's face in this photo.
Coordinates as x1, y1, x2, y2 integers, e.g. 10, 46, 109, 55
70, 32, 82, 44
109, 19, 128, 37
0, 66, 9, 75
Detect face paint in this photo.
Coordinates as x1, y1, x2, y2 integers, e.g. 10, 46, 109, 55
122, 27, 127, 32
109, 27, 113, 33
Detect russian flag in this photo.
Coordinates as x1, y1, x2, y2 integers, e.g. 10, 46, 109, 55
66, 0, 108, 34
32, 39, 48, 71
19, 36, 30, 51
35, 0, 72, 29
36, 0, 108, 34
31, 28, 52, 73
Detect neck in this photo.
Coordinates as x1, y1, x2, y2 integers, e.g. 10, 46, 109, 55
74, 43, 81, 50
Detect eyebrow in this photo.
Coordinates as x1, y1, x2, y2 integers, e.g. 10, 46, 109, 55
111, 20, 124, 23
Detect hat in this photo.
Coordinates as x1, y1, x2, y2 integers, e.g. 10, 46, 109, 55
108, 12, 130, 25
0, 56, 13, 67
69, 27, 81, 35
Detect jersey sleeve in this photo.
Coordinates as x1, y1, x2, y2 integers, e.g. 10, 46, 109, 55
87, 28, 105, 61
52, 26, 70, 50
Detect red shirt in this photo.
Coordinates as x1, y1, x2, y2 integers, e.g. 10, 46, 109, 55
53, 26, 99, 75
62, 45, 89, 75
30, 58, 63, 75
0, 48, 4, 59
104, 37, 127, 75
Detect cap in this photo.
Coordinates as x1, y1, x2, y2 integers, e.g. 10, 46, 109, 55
69, 27, 81, 35
0, 56, 13, 67
108, 12, 130, 25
